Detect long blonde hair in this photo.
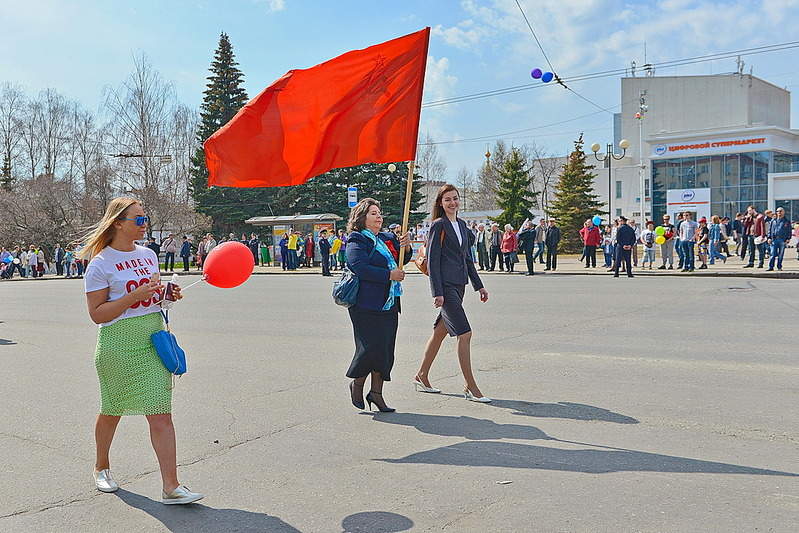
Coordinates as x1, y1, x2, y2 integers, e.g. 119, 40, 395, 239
78, 197, 141, 260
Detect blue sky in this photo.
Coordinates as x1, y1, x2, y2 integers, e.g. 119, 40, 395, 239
3, 0, 799, 178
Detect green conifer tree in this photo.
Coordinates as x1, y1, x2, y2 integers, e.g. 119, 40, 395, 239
493, 147, 536, 229
547, 134, 604, 252
190, 32, 277, 234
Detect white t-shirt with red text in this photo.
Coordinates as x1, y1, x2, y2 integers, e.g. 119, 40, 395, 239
84, 245, 162, 327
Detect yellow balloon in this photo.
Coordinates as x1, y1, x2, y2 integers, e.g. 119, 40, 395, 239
655, 235, 666, 245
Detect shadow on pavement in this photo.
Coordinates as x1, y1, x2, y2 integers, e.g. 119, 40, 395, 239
115, 489, 300, 532
440, 395, 639, 424
378, 441, 799, 476
341, 511, 414, 532
367, 412, 550, 441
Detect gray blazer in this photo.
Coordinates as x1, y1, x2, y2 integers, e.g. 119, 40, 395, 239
427, 217, 484, 298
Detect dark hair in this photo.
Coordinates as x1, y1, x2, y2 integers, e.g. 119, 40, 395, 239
347, 198, 381, 232
431, 184, 459, 220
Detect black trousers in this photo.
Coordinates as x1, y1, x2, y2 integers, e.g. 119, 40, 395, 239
583, 245, 597, 267
546, 244, 558, 270
181, 255, 190, 271
490, 245, 503, 271
614, 247, 633, 276
321, 253, 330, 276
524, 250, 535, 274
55, 261, 63, 276
164, 252, 175, 271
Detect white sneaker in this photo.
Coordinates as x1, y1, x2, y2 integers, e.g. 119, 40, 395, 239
93, 469, 119, 493
161, 485, 204, 505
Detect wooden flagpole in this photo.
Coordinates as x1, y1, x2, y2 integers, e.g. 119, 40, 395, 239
397, 160, 416, 269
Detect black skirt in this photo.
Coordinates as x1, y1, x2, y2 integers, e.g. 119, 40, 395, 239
434, 284, 471, 337
346, 302, 399, 381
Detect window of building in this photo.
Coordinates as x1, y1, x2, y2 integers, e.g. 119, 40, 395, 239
695, 157, 711, 188
754, 185, 768, 201
665, 159, 680, 190
615, 208, 622, 217
753, 152, 769, 184
680, 157, 696, 188
710, 155, 724, 188
723, 154, 739, 187
615, 180, 622, 199
739, 153, 754, 186
644, 178, 650, 197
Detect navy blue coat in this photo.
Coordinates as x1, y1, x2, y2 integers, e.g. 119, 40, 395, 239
616, 224, 637, 247
346, 231, 411, 312
427, 218, 484, 298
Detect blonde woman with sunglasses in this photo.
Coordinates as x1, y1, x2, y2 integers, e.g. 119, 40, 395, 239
79, 197, 203, 505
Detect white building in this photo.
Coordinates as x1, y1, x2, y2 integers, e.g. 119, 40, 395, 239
591, 73, 799, 223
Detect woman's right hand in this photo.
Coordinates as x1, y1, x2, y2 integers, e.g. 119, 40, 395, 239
131, 279, 163, 302
433, 296, 444, 308
389, 268, 405, 281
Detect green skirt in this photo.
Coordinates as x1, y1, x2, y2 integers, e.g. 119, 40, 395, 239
95, 312, 172, 416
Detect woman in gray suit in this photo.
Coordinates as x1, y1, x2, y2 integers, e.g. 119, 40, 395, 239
413, 184, 491, 402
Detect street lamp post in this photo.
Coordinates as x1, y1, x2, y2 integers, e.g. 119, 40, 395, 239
591, 139, 629, 223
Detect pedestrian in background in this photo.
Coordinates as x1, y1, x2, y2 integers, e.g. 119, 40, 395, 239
180, 236, 192, 272
579, 218, 601, 268
709, 215, 728, 265
533, 219, 546, 264
601, 225, 614, 268
488, 223, 503, 271
544, 219, 561, 271
318, 229, 332, 276
475, 222, 489, 271
679, 212, 699, 272
161, 233, 177, 272
640, 221, 656, 270
767, 207, 791, 271
675, 212, 686, 269
659, 214, 676, 270
613, 216, 635, 278
501, 224, 518, 273
517, 220, 536, 276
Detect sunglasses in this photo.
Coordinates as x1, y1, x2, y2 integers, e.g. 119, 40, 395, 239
119, 216, 149, 226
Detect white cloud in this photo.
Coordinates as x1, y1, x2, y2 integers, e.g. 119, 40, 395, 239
431, 21, 488, 49
423, 55, 458, 105
254, 0, 286, 12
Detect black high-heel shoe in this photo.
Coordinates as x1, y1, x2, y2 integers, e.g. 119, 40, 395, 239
350, 381, 365, 410
365, 391, 395, 413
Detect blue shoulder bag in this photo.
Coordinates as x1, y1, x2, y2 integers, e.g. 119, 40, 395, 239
151, 310, 186, 375
331, 239, 376, 308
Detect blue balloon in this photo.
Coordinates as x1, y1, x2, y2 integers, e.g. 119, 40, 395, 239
592, 215, 602, 226
531, 68, 542, 79
541, 72, 554, 83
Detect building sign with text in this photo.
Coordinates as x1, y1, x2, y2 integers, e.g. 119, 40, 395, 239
651, 135, 770, 158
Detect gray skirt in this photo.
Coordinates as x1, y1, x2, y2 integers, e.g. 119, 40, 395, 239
434, 284, 471, 337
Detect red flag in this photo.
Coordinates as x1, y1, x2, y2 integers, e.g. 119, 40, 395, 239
205, 28, 430, 188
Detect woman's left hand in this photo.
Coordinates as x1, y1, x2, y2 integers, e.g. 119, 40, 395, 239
399, 232, 410, 248
478, 288, 489, 303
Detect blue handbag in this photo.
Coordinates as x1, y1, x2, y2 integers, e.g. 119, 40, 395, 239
331, 240, 376, 308
151, 310, 186, 375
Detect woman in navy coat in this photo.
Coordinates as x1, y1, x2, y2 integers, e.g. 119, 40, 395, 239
345, 198, 411, 412
413, 184, 491, 402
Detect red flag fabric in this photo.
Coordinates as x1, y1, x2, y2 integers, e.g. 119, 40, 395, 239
205, 28, 430, 188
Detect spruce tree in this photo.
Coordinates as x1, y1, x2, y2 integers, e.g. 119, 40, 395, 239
493, 147, 535, 229
547, 134, 604, 252
191, 32, 275, 234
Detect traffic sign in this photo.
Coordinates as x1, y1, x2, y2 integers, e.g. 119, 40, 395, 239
347, 186, 358, 208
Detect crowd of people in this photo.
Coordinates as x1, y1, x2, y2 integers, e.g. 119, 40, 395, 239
0, 242, 89, 279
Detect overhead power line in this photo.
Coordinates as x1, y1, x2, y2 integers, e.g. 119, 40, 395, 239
422, 40, 799, 108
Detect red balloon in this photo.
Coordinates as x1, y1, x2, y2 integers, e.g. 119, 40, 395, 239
202, 241, 254, 288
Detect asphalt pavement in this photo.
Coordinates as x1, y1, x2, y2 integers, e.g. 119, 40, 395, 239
1, 273, 797, 532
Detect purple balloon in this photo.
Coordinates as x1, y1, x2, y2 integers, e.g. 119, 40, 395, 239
531, 68, 542, 79
541, 71, 554, 83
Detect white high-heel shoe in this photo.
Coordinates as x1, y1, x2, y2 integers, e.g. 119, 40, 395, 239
413, 376, 441, 393
464, 388, 491, 403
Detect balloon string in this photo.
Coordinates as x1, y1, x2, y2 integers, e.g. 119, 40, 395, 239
180, 276, 207, 291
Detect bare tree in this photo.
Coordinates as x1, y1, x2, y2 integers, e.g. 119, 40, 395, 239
456, 166, 473, 210
416, 133, 447, 211
19, 98, 43, 180
0, 83, 25, 189
526, 143, 563, 215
